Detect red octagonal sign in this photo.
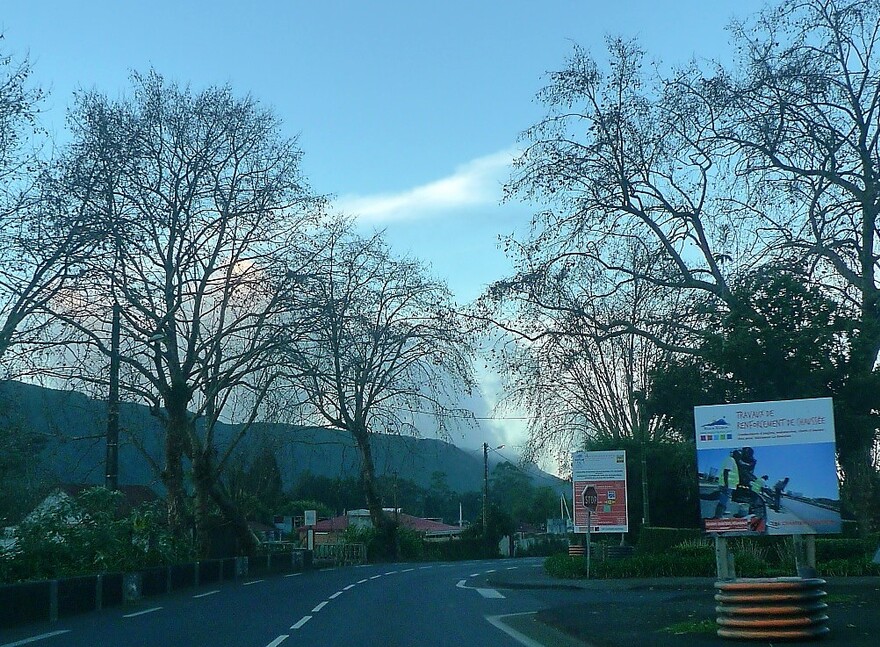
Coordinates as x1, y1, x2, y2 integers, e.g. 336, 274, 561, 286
582, 485, 599, 512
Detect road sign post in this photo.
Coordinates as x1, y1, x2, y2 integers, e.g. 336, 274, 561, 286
582, 485, 598, 579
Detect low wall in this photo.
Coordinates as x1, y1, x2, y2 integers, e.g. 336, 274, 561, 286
0, 549, 312, 630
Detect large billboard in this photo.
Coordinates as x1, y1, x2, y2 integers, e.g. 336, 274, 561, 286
694, 397, 841, 536
572, 450, 628, 533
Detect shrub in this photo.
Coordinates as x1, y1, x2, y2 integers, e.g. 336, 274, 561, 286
545, 551, 716, 579
0, 488, 193, 583
544, 554, 588, 578
816, 538, 873, 562
669, 538, 712, 559
636, 527, 703, 555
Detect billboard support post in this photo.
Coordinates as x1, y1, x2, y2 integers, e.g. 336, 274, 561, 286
793, 534, 818, 578
585, 510, 591, 579
714, 535, 735, 580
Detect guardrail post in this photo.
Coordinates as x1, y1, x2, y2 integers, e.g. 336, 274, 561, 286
49, 580, 58, 623
235, 556, 248, 580
123, 572, 142, 603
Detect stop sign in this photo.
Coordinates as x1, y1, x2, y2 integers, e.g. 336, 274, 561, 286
582, 485, 599, 512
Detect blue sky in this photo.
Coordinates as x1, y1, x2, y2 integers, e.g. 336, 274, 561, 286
2, 1, 766, 455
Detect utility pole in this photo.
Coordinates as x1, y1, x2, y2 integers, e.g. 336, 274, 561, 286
105, 301, 121, 490
482, 442, 489, 532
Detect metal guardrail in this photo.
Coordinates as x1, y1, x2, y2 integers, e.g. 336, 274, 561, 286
313, 543, 367, 565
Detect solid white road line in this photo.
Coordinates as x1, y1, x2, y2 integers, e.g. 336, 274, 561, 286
123, 607, 162, 618
265, 635, 289, 647
243, 579, 264, 586
329, 591, 343, 599
0, 630, 71, 647
291, 616, 312, 630
485, 613, 544, 647
311, 601, 328, 613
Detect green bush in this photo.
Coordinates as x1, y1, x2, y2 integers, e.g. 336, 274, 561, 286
544, 553, 588, 578
816, 538, 874, 562
668, 539, 712, 559
635, 527, 703, 555
545, 551, 716, 579
0, 487, 194, 583
818, 558, 880, 577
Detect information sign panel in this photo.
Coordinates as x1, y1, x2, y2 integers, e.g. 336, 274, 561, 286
572, 450, 628, 533
694, 397, 841, 536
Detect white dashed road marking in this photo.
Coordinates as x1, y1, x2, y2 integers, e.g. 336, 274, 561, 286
265, 635, 289, 647
312, 601, 328, 613
329, 591, 343, 599
243, 579, 264, 586
344, 584, 355, 590
0, 630, 71, 647
358, 578, 368, 583
291, 616, 312, 630
193, 590, 219, 598
123, 607, 162, 618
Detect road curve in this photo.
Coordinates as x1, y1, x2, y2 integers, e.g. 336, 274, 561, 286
0, 558, 549, 647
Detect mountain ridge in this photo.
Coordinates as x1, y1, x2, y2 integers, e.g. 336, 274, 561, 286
0, 380, 564, 496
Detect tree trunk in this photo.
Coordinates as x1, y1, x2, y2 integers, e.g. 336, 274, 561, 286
161, 418, 189, 536
209, 481, 258, 557
352, 429, 384, 526
192, 449, 258, 557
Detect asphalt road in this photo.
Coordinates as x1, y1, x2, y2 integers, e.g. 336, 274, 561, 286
0, 557, 561, 647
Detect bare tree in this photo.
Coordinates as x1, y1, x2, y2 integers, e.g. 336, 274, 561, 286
481, 242, 682, 469
488, 0, 880, 532
0, 44, 96, 370
282, 228, 477, 530
671, 0, 880, 532
53, 71, 326, 553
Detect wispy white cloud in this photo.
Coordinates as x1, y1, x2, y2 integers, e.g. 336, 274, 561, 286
334, 148, 517, 224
